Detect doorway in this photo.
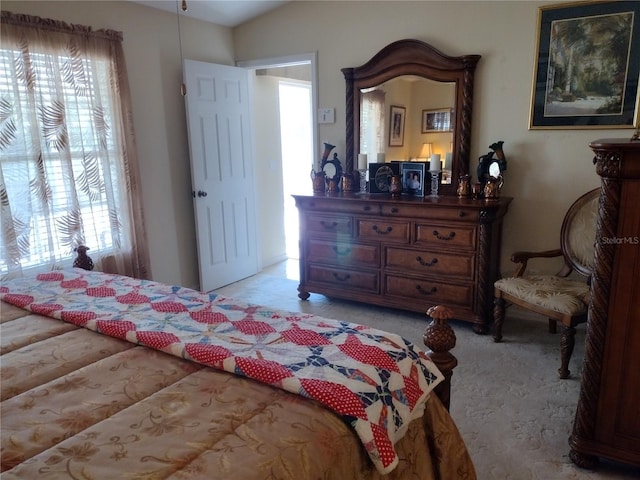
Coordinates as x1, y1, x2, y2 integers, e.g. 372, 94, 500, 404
238, 54, 317, 277
279, 80, 313, 259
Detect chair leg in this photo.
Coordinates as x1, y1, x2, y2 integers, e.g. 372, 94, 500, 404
548, 318, 557, 334
493, 297, 505, 343
558, 325, 576, 379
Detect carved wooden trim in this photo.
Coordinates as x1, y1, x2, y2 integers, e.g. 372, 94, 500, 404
569, 178, 620, 449
592, 150, 621, 178
342, 39, 480, 195
474, 222, 491, 333
457, 67, 475, 182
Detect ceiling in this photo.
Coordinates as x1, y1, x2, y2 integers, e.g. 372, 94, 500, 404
132, 0, 289, 27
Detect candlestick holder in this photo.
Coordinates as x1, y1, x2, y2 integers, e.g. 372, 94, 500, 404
429, 170, 441, 197
357, 169, 368, 193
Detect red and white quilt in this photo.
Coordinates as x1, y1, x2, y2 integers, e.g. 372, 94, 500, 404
0, 269, 443, 474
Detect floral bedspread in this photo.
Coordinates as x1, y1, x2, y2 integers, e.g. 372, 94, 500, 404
0, 269, 443, 474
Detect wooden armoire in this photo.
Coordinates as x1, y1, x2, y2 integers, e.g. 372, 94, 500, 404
569, 138, 640, 468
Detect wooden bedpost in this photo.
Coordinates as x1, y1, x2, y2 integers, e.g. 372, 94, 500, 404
423, 305, 457, 411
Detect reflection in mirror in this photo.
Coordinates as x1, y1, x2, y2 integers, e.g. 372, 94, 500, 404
343, 39, 480, 195
359, 77, 455, 180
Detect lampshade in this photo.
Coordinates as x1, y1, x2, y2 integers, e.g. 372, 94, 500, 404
419, 143, 433, 159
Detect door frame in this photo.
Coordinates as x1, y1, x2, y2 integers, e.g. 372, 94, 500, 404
237, 52, 318, 157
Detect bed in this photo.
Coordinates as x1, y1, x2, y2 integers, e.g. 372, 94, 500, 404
0, 265, 476, 479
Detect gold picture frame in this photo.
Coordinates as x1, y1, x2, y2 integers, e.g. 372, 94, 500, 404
421, 108, 452, 133
529, 1, 640, 129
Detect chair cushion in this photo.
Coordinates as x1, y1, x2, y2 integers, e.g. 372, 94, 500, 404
495, 275, 589, 315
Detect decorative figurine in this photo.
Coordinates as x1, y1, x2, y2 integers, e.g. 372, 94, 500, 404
457, 174, 471, 197
73, 245, 94, 271
477, 140, 507, 194
311, 170, 325, 193
483, 176, 500, 199
341, 173, 353, 192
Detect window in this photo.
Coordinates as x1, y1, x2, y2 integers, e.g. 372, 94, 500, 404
0, 12, 149, 279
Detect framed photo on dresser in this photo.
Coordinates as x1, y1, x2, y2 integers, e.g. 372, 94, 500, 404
368, 162, 399, 193
400, 162, 425, 197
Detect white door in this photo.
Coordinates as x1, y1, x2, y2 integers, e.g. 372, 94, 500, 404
183, 60, 258, 292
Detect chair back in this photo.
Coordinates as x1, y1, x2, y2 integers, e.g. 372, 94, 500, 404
560, 188, 600, 277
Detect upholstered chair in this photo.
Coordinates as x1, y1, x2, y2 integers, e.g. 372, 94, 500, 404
493, 189, 599, 379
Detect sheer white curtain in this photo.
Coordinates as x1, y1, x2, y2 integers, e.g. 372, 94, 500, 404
360, 89, 386, 157
0, 11, 150, 279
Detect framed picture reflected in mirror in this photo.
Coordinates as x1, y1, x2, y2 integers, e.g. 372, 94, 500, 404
388, 105, 406, 146
422, 108, 452, 133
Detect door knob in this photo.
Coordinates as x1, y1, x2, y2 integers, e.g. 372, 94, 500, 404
197, 190, 208, 197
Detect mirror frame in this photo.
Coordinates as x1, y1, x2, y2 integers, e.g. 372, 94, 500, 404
342, 39, 480, 195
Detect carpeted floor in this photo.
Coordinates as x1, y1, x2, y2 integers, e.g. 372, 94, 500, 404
213, 260, 640, 480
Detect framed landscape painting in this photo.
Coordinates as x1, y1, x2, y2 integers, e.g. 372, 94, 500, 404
529, 1, 640, 129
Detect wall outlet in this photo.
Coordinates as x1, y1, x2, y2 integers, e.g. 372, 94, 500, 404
318, 108, 335, 124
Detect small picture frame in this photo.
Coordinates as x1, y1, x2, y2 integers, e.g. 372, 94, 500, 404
388, 105, 406, 146
421, 108, 452, 133
400, 162, 425, 197
368, 162, 399, 193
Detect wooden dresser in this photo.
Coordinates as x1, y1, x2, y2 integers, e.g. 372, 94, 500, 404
293, 193, 512, 333
569, 138, 640, 468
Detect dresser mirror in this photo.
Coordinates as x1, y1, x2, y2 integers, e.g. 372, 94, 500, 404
342, 39, 480, 195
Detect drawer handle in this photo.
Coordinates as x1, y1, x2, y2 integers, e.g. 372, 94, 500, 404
332, 246, 352, 256
332, 272, 351, 282
433, 230, 456, 241
416, 285, 437, 296
372, 225, 393, 235
320, 221, 339, 229
391, 207, 399, 214
458, 211, 466, 217
363, 205, 372, 212
416, 256, 438, 267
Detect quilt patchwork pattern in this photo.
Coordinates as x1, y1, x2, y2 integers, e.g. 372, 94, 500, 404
0, 269, 443, 474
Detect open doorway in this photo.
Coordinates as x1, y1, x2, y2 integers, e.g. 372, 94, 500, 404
279, 80, 313, 259
237, 54, 317, 277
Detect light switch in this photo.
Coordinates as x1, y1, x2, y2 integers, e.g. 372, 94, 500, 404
318, 108, 335, 124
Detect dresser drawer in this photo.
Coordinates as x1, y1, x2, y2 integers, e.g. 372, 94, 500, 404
307, 264, 379, 293
298, 197, 379, 215
381, 204, 478, 221
414, 222, 476, 249
308, 239, 379, 268
384, 275, 472, 307
306, 214, 353, 237
385, 247, 474, 278
356, 219, 410, 243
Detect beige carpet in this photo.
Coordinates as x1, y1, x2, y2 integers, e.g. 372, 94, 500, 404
213, 260, 639, 480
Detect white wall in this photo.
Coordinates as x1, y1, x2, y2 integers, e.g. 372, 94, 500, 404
3, 0, 235, 288
233, 0, 627, 275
